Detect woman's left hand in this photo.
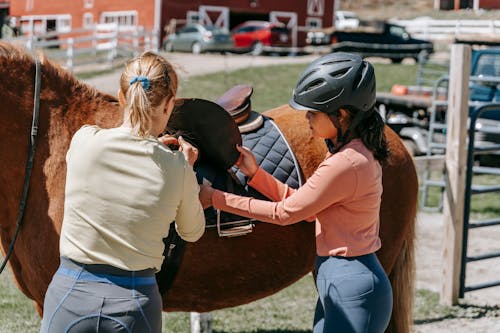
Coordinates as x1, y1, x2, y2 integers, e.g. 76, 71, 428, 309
199, 183, 214, 209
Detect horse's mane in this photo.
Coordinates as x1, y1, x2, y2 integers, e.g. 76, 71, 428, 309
0, 41, 116, 104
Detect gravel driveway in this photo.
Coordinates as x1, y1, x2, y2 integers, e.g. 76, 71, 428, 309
82, 52, 500, 333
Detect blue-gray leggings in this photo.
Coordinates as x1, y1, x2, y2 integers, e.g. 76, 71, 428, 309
39, 257, 162, 333
313, 253, 393, 333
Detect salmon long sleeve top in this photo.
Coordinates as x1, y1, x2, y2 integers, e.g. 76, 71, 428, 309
212, 139, 382, 257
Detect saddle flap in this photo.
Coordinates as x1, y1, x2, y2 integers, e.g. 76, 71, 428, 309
215, 84, 253, 116
167, 98, 242, 170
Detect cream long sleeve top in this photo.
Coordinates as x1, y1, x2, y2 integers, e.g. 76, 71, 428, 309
59, 125, 205, 271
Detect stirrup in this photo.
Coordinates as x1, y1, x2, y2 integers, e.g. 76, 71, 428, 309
216, 209, 254, 237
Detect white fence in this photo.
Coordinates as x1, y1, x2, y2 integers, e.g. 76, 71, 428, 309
7, 23, 159, 72
391, 18, 500, 40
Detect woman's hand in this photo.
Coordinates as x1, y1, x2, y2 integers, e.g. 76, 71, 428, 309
178, 136, 199, 167
158, 134, 178, 146
236, 145, 258, 179
199, 183, 214, 209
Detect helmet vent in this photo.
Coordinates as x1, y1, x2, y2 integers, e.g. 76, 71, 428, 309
303, 79, 326, 93
297, 68, 319, 87
322, 59, 350, 66
329, 67, 350, 79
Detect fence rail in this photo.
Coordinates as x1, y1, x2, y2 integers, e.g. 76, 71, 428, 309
6, 24, 159, 72
391, 18, 500, 41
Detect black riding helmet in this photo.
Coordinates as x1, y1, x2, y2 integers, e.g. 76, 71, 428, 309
289, 52, 376, 114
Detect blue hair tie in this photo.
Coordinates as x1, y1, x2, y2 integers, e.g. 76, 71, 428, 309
129, 75, 151, 90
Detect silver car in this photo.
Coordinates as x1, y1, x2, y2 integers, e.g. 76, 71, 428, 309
163, 23, 234, 54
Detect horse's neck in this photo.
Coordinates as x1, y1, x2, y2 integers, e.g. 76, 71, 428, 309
0, 59, 120, 232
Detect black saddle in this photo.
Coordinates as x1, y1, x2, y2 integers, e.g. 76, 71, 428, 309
166, 98, 242, 170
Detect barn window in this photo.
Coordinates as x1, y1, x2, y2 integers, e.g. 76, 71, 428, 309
306, 17, 322, 28
100, 11, 138, 28
83, 0, 94, 9
83, 13, 93, 29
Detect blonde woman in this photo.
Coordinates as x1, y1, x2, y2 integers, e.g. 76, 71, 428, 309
40, 51, 205, 333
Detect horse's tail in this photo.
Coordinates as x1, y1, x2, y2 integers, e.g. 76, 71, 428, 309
386, 210, 416, 333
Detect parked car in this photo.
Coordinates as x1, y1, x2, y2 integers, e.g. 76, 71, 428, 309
231, 21, 291, 55
163, 23, 233, 54
335, 11, 360, 30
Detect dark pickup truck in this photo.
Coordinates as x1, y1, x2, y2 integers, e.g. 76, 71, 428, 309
307, 21, 434, 63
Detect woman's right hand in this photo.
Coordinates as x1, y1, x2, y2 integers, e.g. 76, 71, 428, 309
236, 145, 258, 179
178, 136, 199, 167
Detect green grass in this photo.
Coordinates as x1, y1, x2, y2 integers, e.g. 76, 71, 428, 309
2, 62, 498, 332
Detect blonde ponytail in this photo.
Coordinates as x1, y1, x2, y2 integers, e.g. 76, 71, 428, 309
119, 51, 178, 137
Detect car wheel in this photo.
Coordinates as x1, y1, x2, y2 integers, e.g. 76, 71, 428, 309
191, 42, 201, 54
164, 41, 173, 52
251, 42, 263, 56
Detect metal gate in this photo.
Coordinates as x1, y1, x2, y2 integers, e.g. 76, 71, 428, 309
460, 102, 500, 296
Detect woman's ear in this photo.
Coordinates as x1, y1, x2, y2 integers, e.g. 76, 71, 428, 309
164, 97, 175, 115
118, 89, 126, 107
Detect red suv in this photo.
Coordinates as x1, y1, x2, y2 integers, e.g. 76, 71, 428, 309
231, 21, 291, 55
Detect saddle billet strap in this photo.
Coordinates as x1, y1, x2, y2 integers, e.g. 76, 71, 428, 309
0, 57, 42, 275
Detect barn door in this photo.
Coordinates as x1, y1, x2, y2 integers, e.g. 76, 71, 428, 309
199, 5, 229, 30
269, 11, 298, 47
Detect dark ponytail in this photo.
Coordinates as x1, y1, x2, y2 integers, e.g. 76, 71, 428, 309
354, 107, 389, 163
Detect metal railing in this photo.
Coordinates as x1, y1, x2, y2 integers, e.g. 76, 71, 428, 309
460, 103, 500, 296
5, 24, 159, 72
392, 18, 500, 40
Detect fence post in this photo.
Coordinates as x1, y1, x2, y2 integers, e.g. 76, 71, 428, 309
66, 38, 74, 72
440, 44, 471, 306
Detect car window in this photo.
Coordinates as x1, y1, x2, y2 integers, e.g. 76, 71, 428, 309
389, 25, 409, 40
206, 26, 228, 34
235, 26, 254, 33
183, 26, 198, 33
473, 54, 500, 77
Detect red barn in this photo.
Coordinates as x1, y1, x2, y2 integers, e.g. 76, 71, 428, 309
161, 0, 335, 47
9, 0, 158, 35
8, 0, 336, 47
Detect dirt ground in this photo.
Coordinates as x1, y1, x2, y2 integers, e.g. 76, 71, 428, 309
82, 53, 500, 333
413, 212, 500, 332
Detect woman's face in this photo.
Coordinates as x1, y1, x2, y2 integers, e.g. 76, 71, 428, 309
305, 111, 337, 139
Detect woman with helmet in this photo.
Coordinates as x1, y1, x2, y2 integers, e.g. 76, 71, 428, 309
200, 52, 392, 332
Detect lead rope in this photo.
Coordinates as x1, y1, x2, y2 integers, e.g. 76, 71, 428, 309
0, 57, 42, 274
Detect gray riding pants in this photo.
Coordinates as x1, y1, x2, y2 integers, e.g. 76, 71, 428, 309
40, 257, 162, 333
313, 253, 393, 333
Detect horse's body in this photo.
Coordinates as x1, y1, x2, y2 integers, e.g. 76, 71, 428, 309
0, 42, 417, 332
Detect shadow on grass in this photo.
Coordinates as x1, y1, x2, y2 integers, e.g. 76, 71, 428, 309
414, 303, 500, 325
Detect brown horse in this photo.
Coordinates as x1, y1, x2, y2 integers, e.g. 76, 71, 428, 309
0, 42, 417, 332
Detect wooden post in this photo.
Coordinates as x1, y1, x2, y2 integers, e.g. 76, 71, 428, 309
190, 312, 212, 333
440, 44, 471, 305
